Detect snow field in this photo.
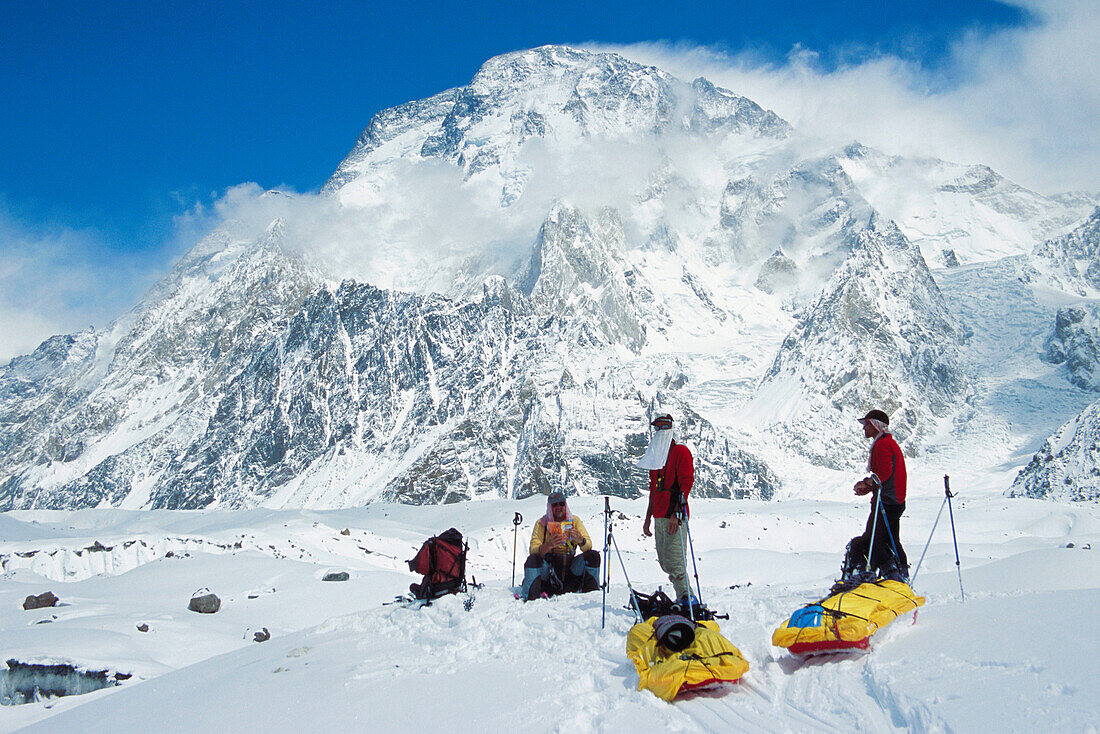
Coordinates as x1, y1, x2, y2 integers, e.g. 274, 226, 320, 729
1, 492, 1098, 733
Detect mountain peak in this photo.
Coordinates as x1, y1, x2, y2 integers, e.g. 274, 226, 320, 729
324, 46, 789, 199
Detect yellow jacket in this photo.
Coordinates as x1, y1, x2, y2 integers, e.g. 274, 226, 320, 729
529, 517, 593, 555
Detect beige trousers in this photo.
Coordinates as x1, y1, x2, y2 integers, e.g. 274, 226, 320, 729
654, 517, 689, 599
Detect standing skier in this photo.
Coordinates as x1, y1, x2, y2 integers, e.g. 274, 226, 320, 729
639, 414, 695, 602
843, 409, 910, 583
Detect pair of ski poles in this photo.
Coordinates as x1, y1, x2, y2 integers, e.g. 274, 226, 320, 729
600, 497, 704, 628
911, 475, 965, 600
864, 474, 964, 601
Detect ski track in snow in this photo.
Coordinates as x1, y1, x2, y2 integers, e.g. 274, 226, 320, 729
1, 494, 1097, 732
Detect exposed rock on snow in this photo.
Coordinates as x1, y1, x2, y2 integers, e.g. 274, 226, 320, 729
1044, 305, 1100, 391
21, 592, 58, 611
188, 589, 221, 614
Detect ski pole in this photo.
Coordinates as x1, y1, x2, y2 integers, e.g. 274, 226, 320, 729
945, 476, 965, 602
875, 498, 905, 579
865, 481, 883, 573
910, 494, 948, 587
511, 512, 523, 587
683, 509, 704, 605
602, 497, 610, 629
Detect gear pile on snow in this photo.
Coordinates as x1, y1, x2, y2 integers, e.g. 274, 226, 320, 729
406, 528, 468, 602
628, 588, 725, 622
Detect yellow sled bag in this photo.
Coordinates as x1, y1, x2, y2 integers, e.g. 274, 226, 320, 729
627, 616, 749, 701
772, 580, 924, 655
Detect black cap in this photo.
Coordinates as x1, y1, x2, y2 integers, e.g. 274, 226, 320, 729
858, 409, 889, 425
650, 414, 673, 430
548, 491, 567, 504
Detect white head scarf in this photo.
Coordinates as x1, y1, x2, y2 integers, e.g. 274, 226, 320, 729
864, 418, 890, 471
865, 418, 889, 437
540, 496, 573, 525
637, 428, 674, 470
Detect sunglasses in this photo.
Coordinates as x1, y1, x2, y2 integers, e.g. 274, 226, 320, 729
551, 501, 566, 507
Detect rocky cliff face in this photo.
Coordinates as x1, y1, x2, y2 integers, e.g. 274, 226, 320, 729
1007, 211, 1100, 501
0, 207, 779, 509
1044, 305, 1100, 392
1033, 207, 1100, 296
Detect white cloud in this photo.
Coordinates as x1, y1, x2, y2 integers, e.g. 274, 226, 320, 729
592, 0, 1100, 195
0, 209, 171, 364
166, 130, 752, 298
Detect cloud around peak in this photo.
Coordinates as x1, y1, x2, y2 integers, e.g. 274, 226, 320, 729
593, 0, 1099, 195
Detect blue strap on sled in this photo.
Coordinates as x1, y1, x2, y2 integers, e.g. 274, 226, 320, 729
789, 604, 824, 628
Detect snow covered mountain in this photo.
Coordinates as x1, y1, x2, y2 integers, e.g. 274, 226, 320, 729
1010, 399, 1100, 502
748, 216, 969, 469
1009, 209, 1100, 501
1033, 207, 1100, 296
1, 45, 1097, 510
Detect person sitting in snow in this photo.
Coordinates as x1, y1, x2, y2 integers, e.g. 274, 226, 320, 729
841, 409, 911, 585
519, 491, 600, 600
639, 413, 695, 604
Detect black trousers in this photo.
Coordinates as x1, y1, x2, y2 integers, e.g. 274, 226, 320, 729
523, 550, 601, 596
848, 501, 908, 573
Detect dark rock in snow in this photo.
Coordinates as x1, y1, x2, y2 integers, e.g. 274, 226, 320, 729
22, 591, 58, 610
322, 571, 350, 582
188, 589, 221, 614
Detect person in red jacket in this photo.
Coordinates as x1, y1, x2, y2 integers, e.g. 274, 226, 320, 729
639, 414, 695, 601
843, 409, 910, 583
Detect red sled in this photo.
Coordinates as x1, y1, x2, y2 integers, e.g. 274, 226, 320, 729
676, 678, 743, 700
788, 637, 870, 657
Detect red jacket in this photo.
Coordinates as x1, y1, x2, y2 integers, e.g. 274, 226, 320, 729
870, 433, 907, 505
648, 442, 694, 518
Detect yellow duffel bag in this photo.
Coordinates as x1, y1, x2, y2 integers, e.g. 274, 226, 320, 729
772, 579, 925, 656
627, 616, 749, 702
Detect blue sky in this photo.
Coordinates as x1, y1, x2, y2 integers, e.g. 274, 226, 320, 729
0, 1, 1028, 246
1, 0, 1096, 361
